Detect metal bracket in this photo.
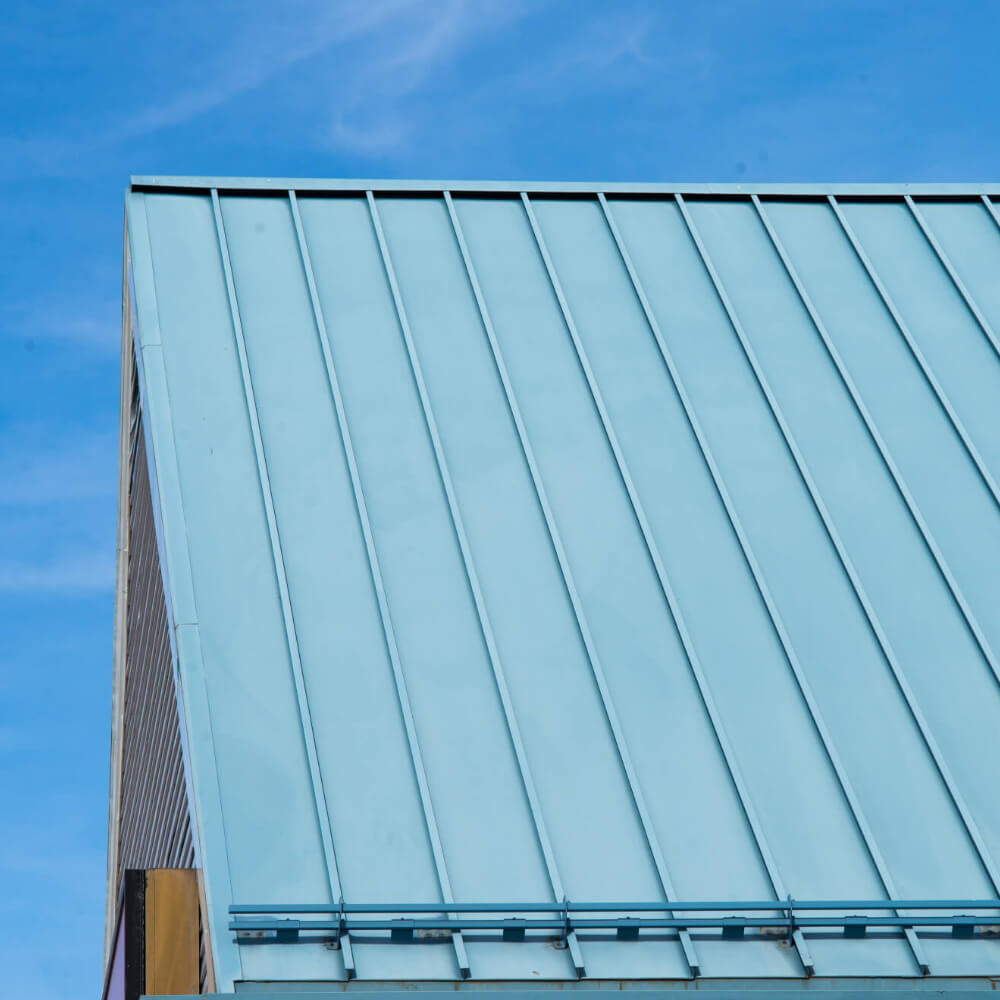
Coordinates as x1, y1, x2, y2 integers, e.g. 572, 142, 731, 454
785, 895, 796, 944
330, 897, 344, 950
553, 897, 571, 949
275, 919, 300, 943
502, 919, 526, 942
844, 918, 867, 939
953, 918, 975, 938
722, 917, 746, 940
616, 918, 640, 941
391, 921, 414, 943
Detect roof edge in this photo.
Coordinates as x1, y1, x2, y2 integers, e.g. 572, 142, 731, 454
130, 176, 1000, 196
125, 194, 242, 991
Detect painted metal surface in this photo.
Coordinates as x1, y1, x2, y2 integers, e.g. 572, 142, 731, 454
150, 987, 1000, 1000
124, 181, 1000, 989
131, 176, 1000, 195
227, 898, 1000, 943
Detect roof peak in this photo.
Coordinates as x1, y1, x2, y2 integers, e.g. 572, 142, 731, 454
130, 175, 1000, 197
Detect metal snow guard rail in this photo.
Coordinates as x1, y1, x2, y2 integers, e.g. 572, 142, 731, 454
230, 898, 1000, 944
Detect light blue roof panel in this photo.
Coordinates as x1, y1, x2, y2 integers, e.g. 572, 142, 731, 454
124, 180, 1000, 990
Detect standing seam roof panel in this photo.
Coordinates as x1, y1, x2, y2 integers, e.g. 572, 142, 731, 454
123, 182, 1000, 990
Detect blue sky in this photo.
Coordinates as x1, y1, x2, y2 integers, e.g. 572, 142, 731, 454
1, 1, 998, 995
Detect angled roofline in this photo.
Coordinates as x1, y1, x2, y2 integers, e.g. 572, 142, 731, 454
122, 176, 1000, 985
130, 176, 1000, 197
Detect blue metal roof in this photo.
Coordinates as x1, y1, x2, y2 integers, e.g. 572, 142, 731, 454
147, 985, 1000, 1000
125, 179, 1000, 990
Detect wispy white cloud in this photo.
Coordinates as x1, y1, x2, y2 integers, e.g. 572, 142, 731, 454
0, 1, 682, 172
330, 116, 415, 157
323, 0, 538, 156
0, 0, 423, 173
338, 6, 667, 169
104, 0, 423, 146
0, 0, 549, 171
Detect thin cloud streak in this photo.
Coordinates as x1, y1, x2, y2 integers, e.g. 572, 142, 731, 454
0, 0, 404, 173
322, 0, 537, 155
104, 0, 421, 146
0, 0, 547, 170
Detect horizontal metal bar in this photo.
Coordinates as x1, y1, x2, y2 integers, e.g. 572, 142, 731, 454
230, 915, 997, 934
230, 898, 1000, 915
131, 176, 1000, 197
